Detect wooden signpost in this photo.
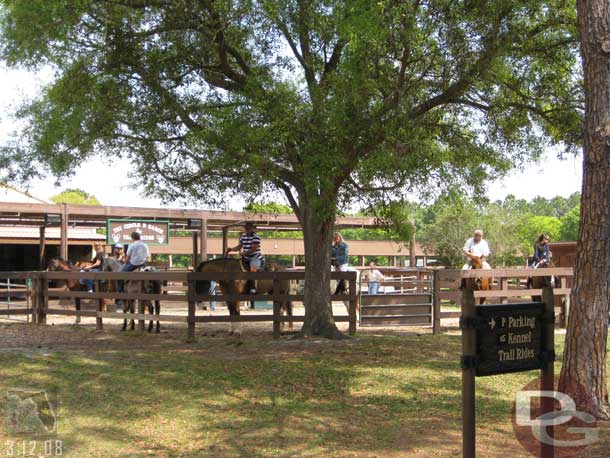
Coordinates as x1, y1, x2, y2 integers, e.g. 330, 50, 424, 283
461, 286, 555, 458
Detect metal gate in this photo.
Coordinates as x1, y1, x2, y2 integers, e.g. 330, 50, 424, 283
359, 269, 433, 327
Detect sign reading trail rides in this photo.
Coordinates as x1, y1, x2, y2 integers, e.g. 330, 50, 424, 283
475, 303, 545, 377
106, 219, 170, 245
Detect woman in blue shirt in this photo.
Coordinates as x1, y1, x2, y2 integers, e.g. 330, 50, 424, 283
531, 234, 550, 267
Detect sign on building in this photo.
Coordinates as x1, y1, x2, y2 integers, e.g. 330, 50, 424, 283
106, 219, 170, 245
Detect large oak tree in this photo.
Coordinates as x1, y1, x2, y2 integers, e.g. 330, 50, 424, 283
0, 0, 581, 337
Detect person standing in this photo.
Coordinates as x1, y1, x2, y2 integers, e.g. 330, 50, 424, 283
367, 261, 385, 295
331, 232, 350, 295
81, 241, 105, 293
331, 232, 349, 271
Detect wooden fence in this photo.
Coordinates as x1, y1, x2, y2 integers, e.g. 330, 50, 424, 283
0, 270, 358, 340
432, 267, 574, 333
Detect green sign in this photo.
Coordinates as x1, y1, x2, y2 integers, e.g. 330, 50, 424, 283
106, 219, 170, 245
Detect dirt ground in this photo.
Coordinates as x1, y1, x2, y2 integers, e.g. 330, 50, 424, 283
0, 300, 438, 351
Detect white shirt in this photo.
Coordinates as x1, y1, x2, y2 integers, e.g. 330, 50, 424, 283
368, 269, 384, 282
463, 238, 490, 258
126, 240, 150, 266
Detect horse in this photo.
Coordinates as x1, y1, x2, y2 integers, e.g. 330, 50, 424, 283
527, 259, 558, 302
46, 258, 85, 324
195, 258, 293, 336
122, 266, 162, 333
463, 255, 491, 305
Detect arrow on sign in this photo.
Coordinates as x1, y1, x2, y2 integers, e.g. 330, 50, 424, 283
489, 318, 496, 330
499, 334, 507, 343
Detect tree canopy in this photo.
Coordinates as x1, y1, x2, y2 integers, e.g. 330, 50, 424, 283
0, 0, 582, 337
49, 188, 101, 205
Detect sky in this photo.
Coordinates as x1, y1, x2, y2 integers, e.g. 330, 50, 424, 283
0, 64, 583, 210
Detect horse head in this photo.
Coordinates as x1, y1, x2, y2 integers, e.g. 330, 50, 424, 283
470, 255, 484, 269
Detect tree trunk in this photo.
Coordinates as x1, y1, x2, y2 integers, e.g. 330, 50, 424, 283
300, 209, 344, 339
559, 0, 610, 419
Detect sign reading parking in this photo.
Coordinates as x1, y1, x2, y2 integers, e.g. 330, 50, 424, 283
475, 303, 545, 376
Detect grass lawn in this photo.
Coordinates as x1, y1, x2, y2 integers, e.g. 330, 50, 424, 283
0, 324, 608, 458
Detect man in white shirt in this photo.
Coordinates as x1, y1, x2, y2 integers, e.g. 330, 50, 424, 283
462, 229, 491, 270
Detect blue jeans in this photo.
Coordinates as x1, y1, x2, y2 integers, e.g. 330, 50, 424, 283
243, 257, 262, 271
209, 281, 217, 311
83, 268, 100, 292
369, 282, 380, 295
118, 262, 144, 293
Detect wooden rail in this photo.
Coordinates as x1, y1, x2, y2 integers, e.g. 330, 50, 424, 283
0, 270, 358, 340
431, 268, 574, 333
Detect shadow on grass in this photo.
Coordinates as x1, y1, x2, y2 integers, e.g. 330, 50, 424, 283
0, 332, 572, 458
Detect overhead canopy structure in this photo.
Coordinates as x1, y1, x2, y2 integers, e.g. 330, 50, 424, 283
0, 201, 380, 267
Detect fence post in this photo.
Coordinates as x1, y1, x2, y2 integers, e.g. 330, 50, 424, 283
348, 273, 357, 335
432, 271, 441, 334
29, 275, 39, 325
37, 273, 48, 325
186, 272, 197, 342
559, 277, 568, 328
461, 287, 476, 458
273, 277, 281, 339
500, 277, 509, 304
541, 286, 555, 458
95, 279, 103, 331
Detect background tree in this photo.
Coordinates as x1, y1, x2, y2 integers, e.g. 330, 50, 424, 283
0, 1, 581, 337
558, 205, 580, 241
515, 215, 561, 258
559, 0, 610, 419
50, 188, 101, 205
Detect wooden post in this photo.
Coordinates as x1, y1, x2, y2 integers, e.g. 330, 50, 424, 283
409, 223, 416, 268
37, 274, 48, 325
95, 279, 103, 331
461, 287, 476, 458
559, 277, 568, 328
192, 230, 199, 267
60, 204, 68, 260
273, 277, 281, 339
348, 273, 357, 335
432, 271, 441, 334
39, 226, 46, 270
137, 298, 145, 332
187, 272, 196, 342
200, 218, 207, 262
500, 277, 509, 304
30, 275, 40, 325
541, 286, 555, 458
222, 227, 229, 256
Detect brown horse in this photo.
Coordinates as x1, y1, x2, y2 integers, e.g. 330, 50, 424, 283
195, 258, 293, 335
47, 258, 85, 324
527, 259, 557, 302
463, 255, 491, 305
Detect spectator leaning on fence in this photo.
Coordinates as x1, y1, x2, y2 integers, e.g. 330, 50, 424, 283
331, 232, 349, 271
367, 261, 385, 295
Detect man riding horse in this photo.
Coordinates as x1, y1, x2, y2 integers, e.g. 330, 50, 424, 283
225, 221, 263, 294
460, 229, 492, 298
